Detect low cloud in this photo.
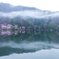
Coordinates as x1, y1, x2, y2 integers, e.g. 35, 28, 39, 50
0, 10, 59, 19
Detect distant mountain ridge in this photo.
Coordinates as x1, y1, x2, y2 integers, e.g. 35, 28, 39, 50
0, 3, 39, 12
0, 3, 53, 14
0, 3, 59, 19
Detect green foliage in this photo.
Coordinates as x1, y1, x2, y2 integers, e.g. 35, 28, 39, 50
0, 16, 59, 30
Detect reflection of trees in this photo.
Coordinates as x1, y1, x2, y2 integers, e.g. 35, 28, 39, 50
0, 31, 59, 44
0, 30, 25, 35
0, 47, 37, 56
0, 31, 59, 56
45, 31, 59, 43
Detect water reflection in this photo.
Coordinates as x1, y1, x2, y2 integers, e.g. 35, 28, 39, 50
1, 30, 12, 35
0, 30, 59, 56
0, 30, 25, 35
0, 49, 59, 59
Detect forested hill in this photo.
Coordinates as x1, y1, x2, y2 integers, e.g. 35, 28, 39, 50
0, 3, 53, 15
0, 3, 59, 31
0, 3, 39, 12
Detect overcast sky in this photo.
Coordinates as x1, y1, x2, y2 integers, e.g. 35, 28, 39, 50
0, 0, 59, 11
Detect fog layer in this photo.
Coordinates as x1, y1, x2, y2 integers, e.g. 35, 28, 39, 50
0, 10, 59, 18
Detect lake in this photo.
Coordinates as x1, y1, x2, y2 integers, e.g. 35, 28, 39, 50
0, 30, 59, 59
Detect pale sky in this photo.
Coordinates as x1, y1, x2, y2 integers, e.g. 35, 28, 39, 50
0, 0, 59, 11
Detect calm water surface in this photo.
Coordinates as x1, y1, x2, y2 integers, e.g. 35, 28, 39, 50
0, 30, 59, 59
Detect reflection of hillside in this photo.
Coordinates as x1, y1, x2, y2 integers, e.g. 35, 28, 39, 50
0, 31, 59, 56
0, 47, 36, 56
0, 41, 58, 57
